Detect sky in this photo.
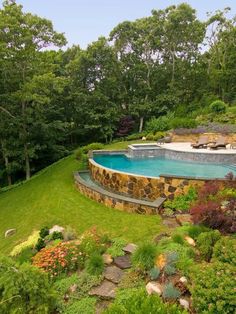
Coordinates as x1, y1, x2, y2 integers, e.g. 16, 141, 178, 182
3, 0, 236, 49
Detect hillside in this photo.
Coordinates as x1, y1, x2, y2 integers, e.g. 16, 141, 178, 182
0, 141, 164, 254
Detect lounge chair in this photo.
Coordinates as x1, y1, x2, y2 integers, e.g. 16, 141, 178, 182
209, 136, 227, 150
191, 136, 209, 149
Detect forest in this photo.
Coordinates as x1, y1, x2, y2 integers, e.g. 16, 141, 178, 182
0, 0, 236, 186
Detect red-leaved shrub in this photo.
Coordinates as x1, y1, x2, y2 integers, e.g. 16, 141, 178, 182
190, 178, 236, 234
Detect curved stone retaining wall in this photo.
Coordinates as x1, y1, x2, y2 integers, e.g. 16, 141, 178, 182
89, 159, 220, 200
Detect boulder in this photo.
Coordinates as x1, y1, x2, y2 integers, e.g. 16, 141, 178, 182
179, 298, 190, 310
49, 225, 65, 234
89, 280, 116, 299
104, 266, 124, 284
102, 253, 113, 265
123, 243, 138, 254
184, 236, 196, 246
114, 255, 131, 269
146, 282, 163, 296
5, 229, 16, 238
179, 276, 188, 284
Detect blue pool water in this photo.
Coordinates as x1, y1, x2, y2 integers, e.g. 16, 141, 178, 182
94, 154, 236, 179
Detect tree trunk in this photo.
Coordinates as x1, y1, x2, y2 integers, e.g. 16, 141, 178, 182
139, 117, 144, 133
1, 140, 12, 185
22, 100, 31, 180
24, 143, 30, 180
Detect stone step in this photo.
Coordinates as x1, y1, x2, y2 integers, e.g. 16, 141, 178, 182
74, 171, 166, 214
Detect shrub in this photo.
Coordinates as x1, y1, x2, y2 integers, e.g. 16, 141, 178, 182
51, 231, 63, 240
10, 230, 39, 256
132, 243, 157, 271
153, 131, 166, 141
125, 132, 147, 140
190, 200, 236, 233
85, 254, 104, 275
162, 282, 181, 300
196, 230, 221, 261
212, 237, 236, 266
105, 287, 186, 314
172, 233, 185, 245
106, 237, 126, 257
210, 100, 227, 113
146, 116, 170, 132
39, 226, 49, 239
164, 187, 197, 212
185, 224, 210, 240
63, 226, 77, 241
32, 242, 84, 277
170, 117, 197, 129
0, 256, 57, 314
64, 297, 96, 314
53, 273, 79, 296
190, 262, 236, 314
149, 267, 160, 280
81, 142, 104, 154
14, 246, 35, 264
35, 237, 46, 252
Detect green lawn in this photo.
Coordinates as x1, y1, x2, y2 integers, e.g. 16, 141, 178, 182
0, 141, 165, 254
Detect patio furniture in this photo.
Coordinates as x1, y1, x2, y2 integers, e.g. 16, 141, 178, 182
191, 136, 209, 149
209, 136, 227, 150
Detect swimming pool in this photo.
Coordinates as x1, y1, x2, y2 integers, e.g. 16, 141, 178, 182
93, 154, 236, 179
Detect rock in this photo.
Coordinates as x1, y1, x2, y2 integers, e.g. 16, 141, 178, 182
146, 282, 162, 296
162, 218, 179, 228
179, 298, 190, 310
49, 225, 65, 234
176, 214, 192, 226
5, 229, 16, 238
102, 253, 113, 265
179, 276, 188, 284
184, 236, 196, 246
123, 243, 138, 254
142, 137, 146, 141
114, 255, 131, 269
104, 266, 124, 284
89, 280, 116, 299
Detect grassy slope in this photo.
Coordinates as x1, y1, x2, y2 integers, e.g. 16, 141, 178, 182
0, 141, 165, 254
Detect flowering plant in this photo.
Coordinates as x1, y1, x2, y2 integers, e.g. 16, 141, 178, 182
32, 241, 84, 277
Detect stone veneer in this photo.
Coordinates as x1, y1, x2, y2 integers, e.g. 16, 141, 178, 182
89, 158, 226, 200
75, 173, 162, 215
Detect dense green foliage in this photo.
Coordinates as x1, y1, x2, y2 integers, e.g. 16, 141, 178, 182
105, 288, 186, 314
164, 187, 197, 212
1, 1, 236, 186
132, 243, 157, 271
196, 230, 221, 261
212, 237, 236, 266
190, 262, 236, 314
0, 256, 57, 314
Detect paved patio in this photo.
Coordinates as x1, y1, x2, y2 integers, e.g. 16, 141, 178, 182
162, 142, 236, 155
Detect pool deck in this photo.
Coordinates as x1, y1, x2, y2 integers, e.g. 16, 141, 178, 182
162, 142, 236, 155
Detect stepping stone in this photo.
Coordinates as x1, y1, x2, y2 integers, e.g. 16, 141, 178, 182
153, 232, 170, 243
123, 243, 138, 254
104, 266, 124, 284
5, 229, 16, 238
162, 218, 179, 228
89, 280, 116, 299
114, 255, 131, 269
176, 214, 192, 226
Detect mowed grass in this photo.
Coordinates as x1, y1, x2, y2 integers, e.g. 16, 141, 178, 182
0, 141, 165, 254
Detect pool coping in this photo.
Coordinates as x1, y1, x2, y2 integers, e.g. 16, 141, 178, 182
90, 151, 229, 181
